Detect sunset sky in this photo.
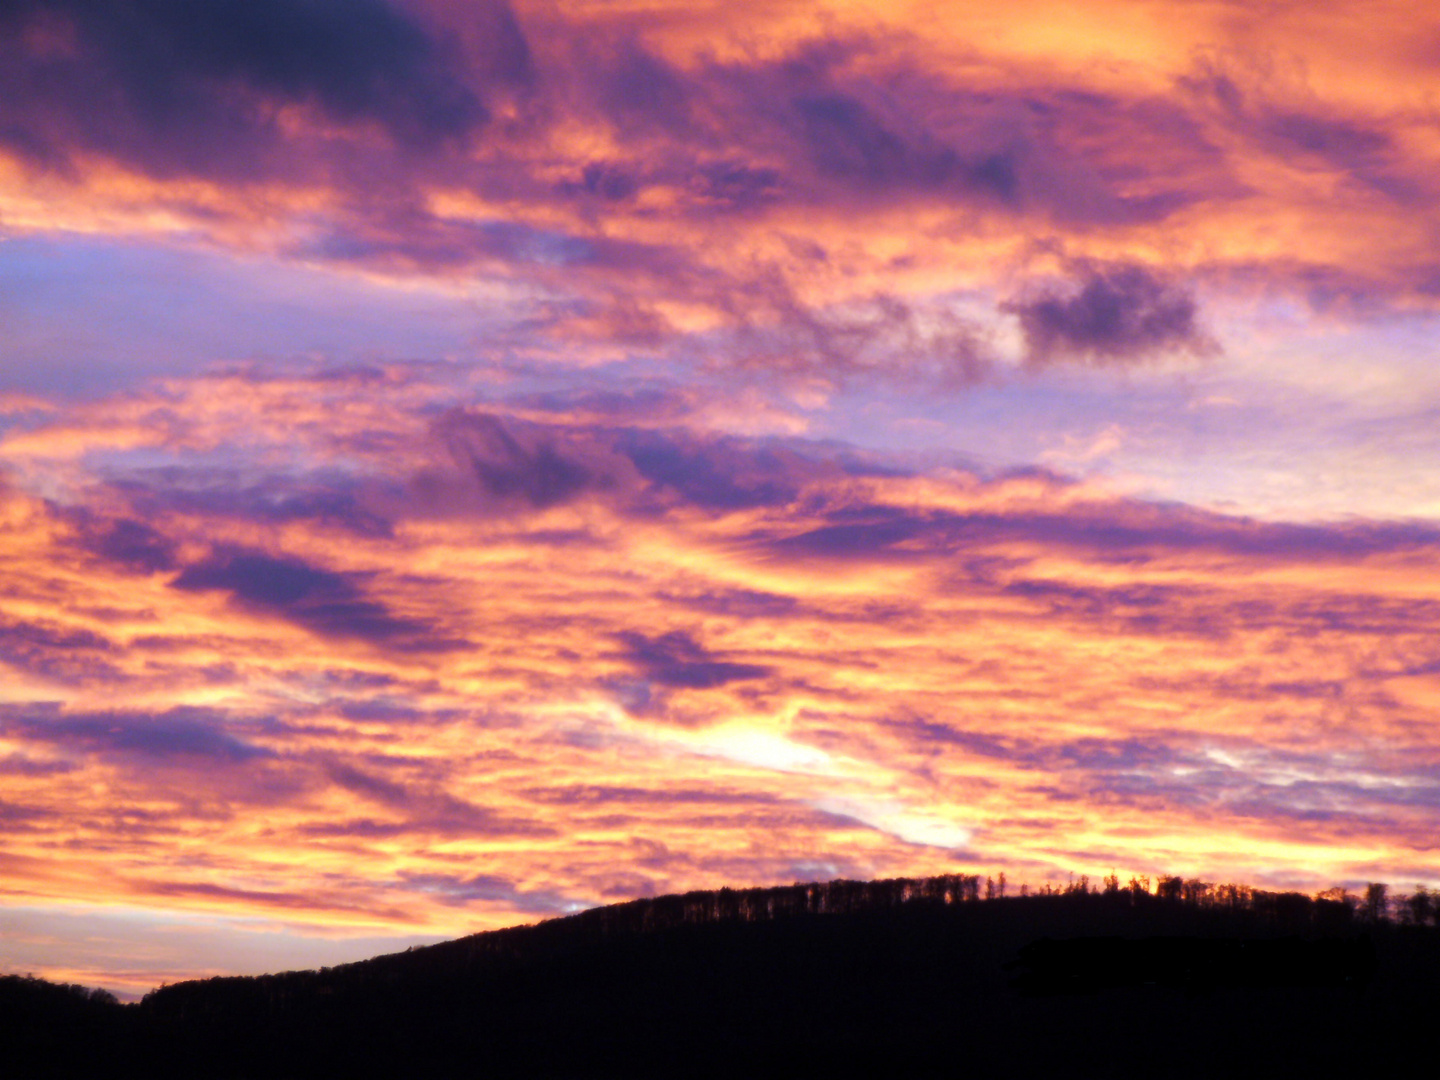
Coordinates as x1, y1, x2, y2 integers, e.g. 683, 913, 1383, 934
3, 0, 1440, 998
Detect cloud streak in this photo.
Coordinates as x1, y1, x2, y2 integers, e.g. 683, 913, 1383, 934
2, 376, 1438, 962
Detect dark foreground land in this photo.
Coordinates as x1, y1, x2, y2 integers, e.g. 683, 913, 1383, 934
6, 876, 1440, 1078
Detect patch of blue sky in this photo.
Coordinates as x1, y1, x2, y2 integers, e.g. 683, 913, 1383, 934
0, 234, 519, 398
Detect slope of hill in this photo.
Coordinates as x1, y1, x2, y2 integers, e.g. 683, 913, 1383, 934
7, 875, 1439, 1077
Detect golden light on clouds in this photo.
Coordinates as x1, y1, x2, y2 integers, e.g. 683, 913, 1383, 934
2, 0, 1440, 996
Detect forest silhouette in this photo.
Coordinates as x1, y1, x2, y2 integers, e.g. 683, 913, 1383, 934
5, 872, 1439, 1077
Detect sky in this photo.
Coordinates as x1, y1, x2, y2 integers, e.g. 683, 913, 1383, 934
3, 0, 1440, 998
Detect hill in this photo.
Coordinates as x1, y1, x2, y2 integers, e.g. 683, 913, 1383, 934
6, 874, 1440, 1077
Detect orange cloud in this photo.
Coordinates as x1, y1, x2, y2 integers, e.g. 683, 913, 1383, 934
3, 371, 1439, 997
4, 1, 1440, 996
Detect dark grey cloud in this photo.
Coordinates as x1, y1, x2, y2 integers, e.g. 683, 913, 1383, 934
58, 506, 177, 573
706, 286, 991, 387
428, 406, 876, 519
590, 37, 692, 132
1007, 262, 1214, 366
1181, 66, 1413, 204
512, 386, 693, 424
112, 471, 395, 538
792, 93, 913, 187
764, 511, 931, 561
657, 587, 801, 620
321, 761, 556, 839
881, 716, 1028, 761
687, 159, 784, 212
618, 630, 771, 690
294, 215, 602, 272
0, 752, 75, 777
84, 517, 178, 573
0, 615, 120, 684
619, 430, 808, 511
0, 0, 494, 176
0, 616, 111, 658
327, 763, 412, 809
170, 546, 446, 648
396, 871, 583, 915
789, 91, 1018, 203
521, 784, 782, 807
1055, 737, 1182, 772
334, 699, 443, 724
0, 704, 272, 764
434, 410, 600, 510
760, 483, 1440, 567
0, 797, 50, 826
142, 879, 412, 921
637, 40, 1221, 227
1001, 578, 1229, 640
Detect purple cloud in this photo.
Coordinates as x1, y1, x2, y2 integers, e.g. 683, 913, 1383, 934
434, 410, 601, 510
0, 704, 273, 764
0, 0, 491, 177
618, 630, 772, 691
396, 871, 582, 914
0, 615, 120, 685
170, 546, 450, 649
1007, 262, 1213, 366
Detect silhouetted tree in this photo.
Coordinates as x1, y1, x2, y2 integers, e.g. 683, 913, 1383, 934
1215, 882, 1250, 910
1364, 882, 1389, 923
1404, 886, 1432, 927
1313, 886, 1355, 931
1181, 879, 1211, 904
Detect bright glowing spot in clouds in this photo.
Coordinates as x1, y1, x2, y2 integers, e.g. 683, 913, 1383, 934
815, 798, 973, 851
592, 706, 973, 848
584, 702, 840, 776
681, 726, 838, 775
1203, 746, 1426, 792
1204, 747, 1244, 770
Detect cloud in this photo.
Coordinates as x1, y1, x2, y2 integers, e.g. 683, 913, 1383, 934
706, 288, 992, 387
658, 587, 801, 620
0, 615, 120, 684
140, 879, 412, 922
116, 472, 395, 539
320, 760, 558, 839
676, 38, 1206, 224
8, 6, 1440, 1000
170, 546, 446, 648
0, 752, 74, 777
5, 350, 1440, 976
792, 92, 961, 193
73, 516, 177, 573
326, 762, 413, 808
2, 0, 1435, 355
427, 410, 854, 517
618, 630, 772, 691
521, 784, 784, 808
1, 704, 273, 764
396, 871, 584, 915
0, 0, 489, 176
433, 410, 603, 510
756, 482, 1440, 571
1180, 63, 1413, 204
1007, 262, 1214, 366
618, 429, 812, 511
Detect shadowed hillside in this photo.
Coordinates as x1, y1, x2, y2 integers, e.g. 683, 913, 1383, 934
7, 874, 1440, 1077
